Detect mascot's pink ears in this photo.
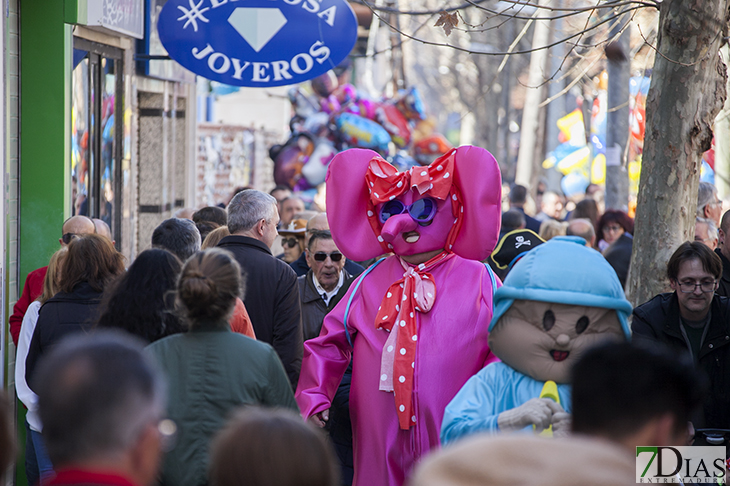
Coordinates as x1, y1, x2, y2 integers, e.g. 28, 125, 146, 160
325, 145, 502, 262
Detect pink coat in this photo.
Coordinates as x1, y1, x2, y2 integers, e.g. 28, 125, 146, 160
296, 254, 499, 486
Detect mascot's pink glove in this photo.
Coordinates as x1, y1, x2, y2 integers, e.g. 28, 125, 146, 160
497, 398, 565, 432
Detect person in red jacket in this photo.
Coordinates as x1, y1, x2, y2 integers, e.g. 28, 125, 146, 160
35, 332, 166, 486
9, 216, 96, 345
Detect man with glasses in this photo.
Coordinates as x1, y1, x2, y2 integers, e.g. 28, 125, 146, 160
290, 212, 364, 278
298, 230, 351, 342
35, 331, 168, 486
9, 216, 96, 346
632, 241, 730, 429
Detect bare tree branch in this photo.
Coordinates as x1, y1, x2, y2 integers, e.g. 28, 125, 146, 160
359, 0, 646, 57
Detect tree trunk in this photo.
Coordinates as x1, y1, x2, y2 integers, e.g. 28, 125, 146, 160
626, 0, 729, 306
605, 18, 630, 212
515, 0, 551, 187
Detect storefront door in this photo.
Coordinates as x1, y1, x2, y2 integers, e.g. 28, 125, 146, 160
71, 38, 124, 246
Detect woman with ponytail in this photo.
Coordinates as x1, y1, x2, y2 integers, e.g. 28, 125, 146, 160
145, 248, 297, 486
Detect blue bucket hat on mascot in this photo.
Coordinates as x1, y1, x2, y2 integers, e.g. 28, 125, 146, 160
489, 236, 633, 338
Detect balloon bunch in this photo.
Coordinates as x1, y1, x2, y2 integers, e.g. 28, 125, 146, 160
542, 73, 651, 198
269, 70, 453, 192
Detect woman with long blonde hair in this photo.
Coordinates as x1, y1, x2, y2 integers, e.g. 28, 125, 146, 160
16, 247, 67, 484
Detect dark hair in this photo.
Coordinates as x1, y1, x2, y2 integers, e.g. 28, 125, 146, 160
193, 206, 228, 226
721, 209, 730, 235
36, 331, 165, 466
501, 209, 526, 232
97, 249, 185, 343
570, 198, 599, 231
177, 249, 243, 326
509, 185, 528, 205
572, 342, 706, 440
596, 210, 634, 240
152, 218, 201, 262
209, 407, 338, 486
666, 241, 722, 281
59, 234, 125, 293
270, 185, 292, 196
307, 229, 333, 251
196, 221, 220, 242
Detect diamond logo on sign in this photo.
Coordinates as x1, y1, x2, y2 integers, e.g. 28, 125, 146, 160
228, 8, 288, 53
157, 0, 358, 87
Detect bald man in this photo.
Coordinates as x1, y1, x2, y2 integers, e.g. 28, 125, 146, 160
290, 213, 364, 277
9, 216, 96, 345
566, 218, 596, 247
92, 218, 114, 245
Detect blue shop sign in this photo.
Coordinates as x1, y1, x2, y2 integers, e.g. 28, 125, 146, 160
157, 0, 358, 87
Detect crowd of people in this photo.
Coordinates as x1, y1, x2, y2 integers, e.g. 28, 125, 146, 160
4, 161, 730, 486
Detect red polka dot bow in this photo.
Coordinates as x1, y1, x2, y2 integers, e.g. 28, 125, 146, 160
375, 251, 455, 429
365, 149, 455, 206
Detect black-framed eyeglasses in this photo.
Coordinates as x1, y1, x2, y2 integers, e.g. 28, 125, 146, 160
282, 237, 300, 248
603, 225, 623, 234
313, 251, 343, 262
61, 233, 78, 244
677, 279, 717, 293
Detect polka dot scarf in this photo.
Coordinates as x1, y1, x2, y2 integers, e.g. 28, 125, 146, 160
374, 251, 455, 429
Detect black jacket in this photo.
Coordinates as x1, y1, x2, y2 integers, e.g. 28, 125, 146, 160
290, 252, 365, 278
715, 248, 730, 298
513, 207, 541, 233
297, 269, 353, 342
603, 233, 633, 289
26, 281, 103, 391
218, 235, 302, 387
632, 292, 730, 428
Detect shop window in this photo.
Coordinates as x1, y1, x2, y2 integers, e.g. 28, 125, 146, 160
71, 38, 124, 246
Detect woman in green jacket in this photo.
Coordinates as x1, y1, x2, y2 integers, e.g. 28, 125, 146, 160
146, 248, 298, 486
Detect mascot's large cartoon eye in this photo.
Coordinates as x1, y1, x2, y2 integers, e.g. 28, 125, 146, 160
542, 310, 555, 331
576, 316, 590, 334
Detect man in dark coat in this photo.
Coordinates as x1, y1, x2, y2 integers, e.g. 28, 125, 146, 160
715, 210, 730, 297
632, 241, 730, 429
508, 184, 541, 233
218, 189, 303, 388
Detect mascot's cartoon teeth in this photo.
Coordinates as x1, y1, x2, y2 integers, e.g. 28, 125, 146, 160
404, 233, 420, 243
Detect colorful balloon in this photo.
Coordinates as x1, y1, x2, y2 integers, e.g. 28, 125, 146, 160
335, 112, 391, 153
301, 141, 337, 186
395, 87, 426, 121
413, 134, 453, 166
273, 134, 315, 189
375, 103, 411, 148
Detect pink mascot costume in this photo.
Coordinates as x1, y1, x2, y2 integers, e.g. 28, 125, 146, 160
295, 146, 502, 486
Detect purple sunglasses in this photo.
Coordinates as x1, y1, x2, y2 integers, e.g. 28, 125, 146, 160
379, 197, 438, 225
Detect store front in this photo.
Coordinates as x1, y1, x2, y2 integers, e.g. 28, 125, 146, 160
71, 38, 124, 241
